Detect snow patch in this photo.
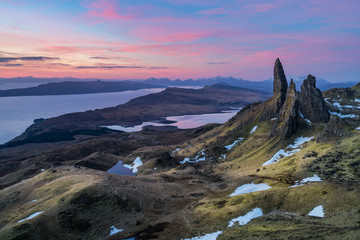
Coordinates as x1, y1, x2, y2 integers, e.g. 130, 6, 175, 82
356, 127, 360, 130
225, 137, 244, 151
18, 211, 43, 223
172, 148, 181, 154
250, 126, 257, 134
123, 157, 143, 173
183, 231, 223, 240
298, 111, 311, 124
271, 118, 277, 121
332, 102, 343, 110
41, 169, 45, 172
330, 111, 357, 118
301, 174, 322, 183
194, 149, 206, 162
354, 99, 360, 103
180, 158, 191, 164
228, 208, 263, 227
308, 205, 324, 217
263, 136, 314, 166
180, 150, 207, 164
290, 174, 322, 187
229, 182, 271, 197
298, 110, 304, 118
324, 98, 331, 105
109, 225, 123, 236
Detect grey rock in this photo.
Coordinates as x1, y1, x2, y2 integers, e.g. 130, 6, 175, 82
272, 79, 299, 137
273, 58, 288, 112
299, 74, 330, 123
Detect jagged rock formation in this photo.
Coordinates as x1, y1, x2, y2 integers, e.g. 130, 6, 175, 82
273, 58, 288, 112
299, 75, 330, 123
273, 80, 299, 137
270, 63, 331, 138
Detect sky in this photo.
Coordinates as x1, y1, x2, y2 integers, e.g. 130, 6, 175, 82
0, 0, 359, 82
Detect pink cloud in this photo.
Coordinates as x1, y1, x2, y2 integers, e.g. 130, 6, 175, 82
85, 0, 134, 20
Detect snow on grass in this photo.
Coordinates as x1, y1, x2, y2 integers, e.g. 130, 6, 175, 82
354, 99, 360, 103
228, 208, 263, 227
271, 118, 277, 121
183, 231, 223, 240
324, 98, 331, 105
290, 174, 322, 187
194, 149, 206, 162
41, 169, 45, 172
304, 119, 311, 124
298, 111, 311, 124
225, 137, 244, 151
301, 174, 322, 183
229, 182, 271, 197
123, 157, 143, 173
180, 158, 191, 164
109, 225, 123, 236
172, 148, 181, 154
332, 102, 343, 110
250, 126, 257, 134
263, 136, 314, 166
330, 111, 357, 118
308, 205, 324, 217
28, 199, 37, 203
356, 127, 360, 130
263, 149, 300, 166
180, 150, 207, 164
288, 136, 314, 148
17, 211, 43, 223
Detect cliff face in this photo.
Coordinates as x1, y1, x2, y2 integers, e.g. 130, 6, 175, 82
299, 75, 330, 123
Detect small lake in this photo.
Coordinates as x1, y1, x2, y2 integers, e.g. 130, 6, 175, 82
107, 160, 136, 176
105, 109, 240, 132
0, 88, 165, 144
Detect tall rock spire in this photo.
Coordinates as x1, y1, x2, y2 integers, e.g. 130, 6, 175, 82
298, 74, 330, 123
273, 58, 288, 112
271, 79, 299, 137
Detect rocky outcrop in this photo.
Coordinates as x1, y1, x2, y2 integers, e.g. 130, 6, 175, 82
273, 58, 288, 112
272, 80, 299, 137
299, 75, 330, 123
317, 115, 350, 142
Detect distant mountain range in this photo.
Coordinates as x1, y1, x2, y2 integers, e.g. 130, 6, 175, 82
0, 76, 357, 97
144, 76, 358, 91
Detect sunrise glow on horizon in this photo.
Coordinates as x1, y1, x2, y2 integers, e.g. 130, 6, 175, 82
0, 0, 359, 82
